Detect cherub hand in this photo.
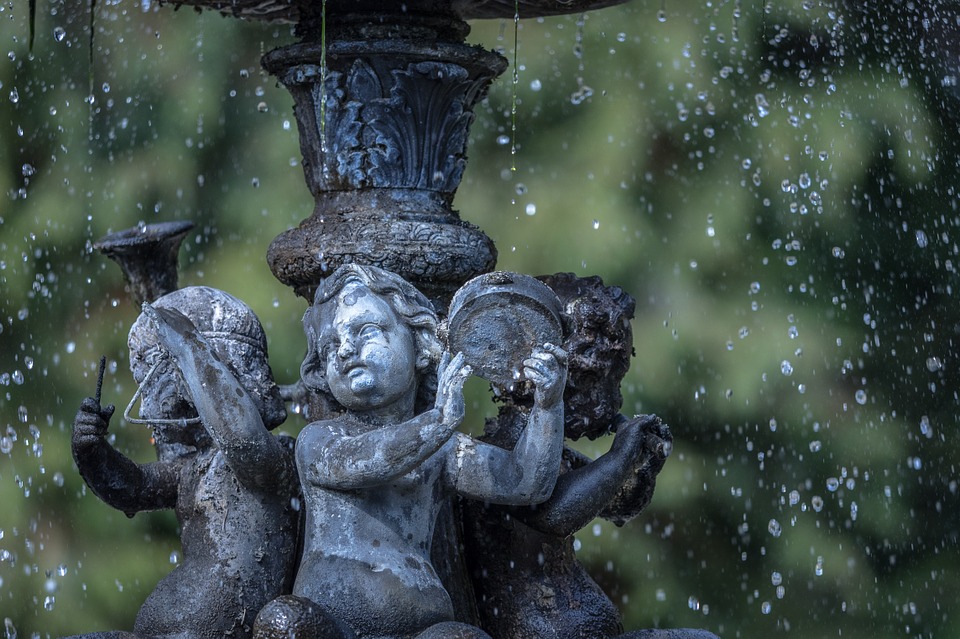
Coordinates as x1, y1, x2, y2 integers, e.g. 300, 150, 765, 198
435, 351, 472, 429
523, 343, 567, 408
72, 396, 116, 455
601, 414, 673, 526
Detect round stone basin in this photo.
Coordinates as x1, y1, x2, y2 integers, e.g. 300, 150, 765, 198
159, 0, 628, 24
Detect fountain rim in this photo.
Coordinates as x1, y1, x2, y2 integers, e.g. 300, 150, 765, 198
157, 0, 630, 27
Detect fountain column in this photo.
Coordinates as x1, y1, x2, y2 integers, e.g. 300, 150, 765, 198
262, 10, 506, 303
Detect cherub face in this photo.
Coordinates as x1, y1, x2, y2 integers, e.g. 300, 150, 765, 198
321, 283, 418, 413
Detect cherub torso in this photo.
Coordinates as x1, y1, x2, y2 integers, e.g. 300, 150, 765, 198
294, 420, 456, 639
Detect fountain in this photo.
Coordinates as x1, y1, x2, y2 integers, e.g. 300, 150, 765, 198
9, 0, 955, 637
49, 2, 722, 636
13, 1, 720, 638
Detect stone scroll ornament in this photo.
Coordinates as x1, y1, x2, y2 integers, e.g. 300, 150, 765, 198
66, 287, 301, 639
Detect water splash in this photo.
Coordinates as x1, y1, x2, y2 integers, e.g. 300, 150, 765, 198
510, 0, 519, 171
570, 14, 593, 105
319, 0, 328, 147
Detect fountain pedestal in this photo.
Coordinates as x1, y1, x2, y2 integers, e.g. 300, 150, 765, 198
261, 14, 504, 302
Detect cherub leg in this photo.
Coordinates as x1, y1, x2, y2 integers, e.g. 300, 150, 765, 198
414, 621, 492, 639
620, 629, 721, 639
62, 633, 141, 638
253, 595, 355, 639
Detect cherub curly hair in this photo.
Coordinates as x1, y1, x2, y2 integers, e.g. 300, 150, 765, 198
300, 264, 442, 415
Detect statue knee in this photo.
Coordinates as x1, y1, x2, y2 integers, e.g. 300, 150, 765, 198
253, 595, 353, 639
415, 621, 492, 639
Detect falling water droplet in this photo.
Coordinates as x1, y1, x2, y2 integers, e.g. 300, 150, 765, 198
761, 601, 772, 614
854, 389, 867, 405
525, 203, 536, 216
788, 490, 800, 506
780, 360, 793, 376
755, 93, 770, 117
811, 495, 824, 511
53, 26, 67, 42
767, 519, 782, 537
919, 415, 933, 438
915, 230, 928, 248
809, 440, 822, 452
592, 219, 600, 230
826, 477, 840, 492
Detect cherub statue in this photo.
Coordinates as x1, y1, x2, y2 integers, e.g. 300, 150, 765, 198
254, 264, 567, 639
461, 273, 700, 639
69, 286, 301, 639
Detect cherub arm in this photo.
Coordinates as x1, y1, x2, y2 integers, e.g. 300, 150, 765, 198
298, 353, 471, 490
597, 415, 672, 526
516, 414, 671, 536
145, 305, 293, 492
72, 397, 178, 517
449, 344, 567, 505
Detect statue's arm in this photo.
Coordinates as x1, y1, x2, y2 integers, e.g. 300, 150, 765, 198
72, 397, 178, 516
450, 345, 567, 505
145, 305, 292, 492
596, 414, 672, 526
297, 411, 451, 489
517, 414, 670, 536
298, 352, 472, 490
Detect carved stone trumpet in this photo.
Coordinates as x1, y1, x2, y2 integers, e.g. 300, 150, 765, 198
93, 221, 194, 307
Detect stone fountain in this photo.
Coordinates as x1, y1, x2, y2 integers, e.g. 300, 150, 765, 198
67, 1, 721, 638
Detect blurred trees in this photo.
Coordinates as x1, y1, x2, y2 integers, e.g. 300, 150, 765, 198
1, 0, 958, 637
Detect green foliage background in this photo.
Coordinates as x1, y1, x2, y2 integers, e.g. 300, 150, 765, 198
2, 0, 958, 637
